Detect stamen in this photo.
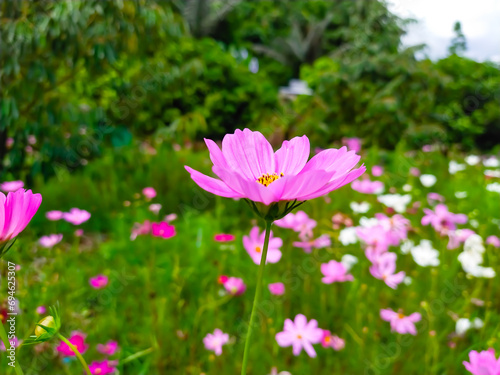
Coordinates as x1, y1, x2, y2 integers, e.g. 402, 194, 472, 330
256, 173, 284, 187
255, 246, 261, 253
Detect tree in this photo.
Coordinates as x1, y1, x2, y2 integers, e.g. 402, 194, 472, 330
448, 21, 467, 56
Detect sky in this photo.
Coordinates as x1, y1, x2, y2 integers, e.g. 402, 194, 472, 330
387, 0, 500, 62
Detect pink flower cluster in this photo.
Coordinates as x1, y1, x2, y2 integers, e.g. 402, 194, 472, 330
421, 204, 467, 235
45, 208, 91, 225
351, 178, 384, 194
130, 220, 176, 240
219, 275, 246, 296
463, 348, 500, 375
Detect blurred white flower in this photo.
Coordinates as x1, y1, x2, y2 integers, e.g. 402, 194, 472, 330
410, 240, 440, 267
359, 217, 379, 228
341, 254, 358, 271
455, 191, 468, 199
486, 182, 500, 193
402, 184, 412, 192
403, 276, 412, 285
455, 318, 471, 335
338, 227, 358, 245
484, 170, 500, 178
350, 201, 371, 214
465, 155, 480, 166
458, 235, 495, 278
400, 240, 414, 254
377, 194, 412, 213
483, 157, 499, 168
449, 161, 466, 174
469, 219, 479, 228
420, 174, 437, 187
464, 234, 485, 254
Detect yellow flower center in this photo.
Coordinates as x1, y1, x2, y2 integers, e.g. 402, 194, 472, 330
95, 369, 102, 375
297, 334, 302, 339
256, 173, 284, 187
255, 246, 261, 253
398, 313, 405, 319
324, 336, 331, 343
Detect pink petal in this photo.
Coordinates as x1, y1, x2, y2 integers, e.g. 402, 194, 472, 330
294, 314, 308, 330
302, 341, 317, 358
276, 332, 293, 347
184, 166, 242, 198
274, 135, 310, 176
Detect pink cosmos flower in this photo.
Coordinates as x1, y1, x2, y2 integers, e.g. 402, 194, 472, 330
28, 135, 37, 145
0, 189, 42, 244
268, 282, 285, 295
380, 309, 421, 335
218, 275, 229, 285
142, 187, 157, 199
369, 252, 405, 289
6, 138, 14, 148
97, 340, 120, 356
371, 165, 384, 177
36, 306, 46, 315
75, 229, 84, 237
184, 129, 365, 207
130, 220, 152, 240
62, 208, 91, 225
89, 275, 108, 289
427, 192, 445, 203
410, 167, 421, 177
422, 145, 433, 152
463, 348, 500, 375
374, 213, 411, 246
223, 277, 246, 296
148, 203, 162, 215
56, 331, 89, 356
164, 213, 177, 222
447, 229, 475, 250
38, 234, 63, 248
343, 137, 362, 153
89, 360, 117, 375
356, 225, 391, 261
275, 314, 323, 357
0, 181, 24, 192
275, 211, 317, 239
243, 226, 283, 264
421, 204, 467, 234
320, 330, 345, 350
151, 222, 176, 239
320, 260, 354, 284
351, 179, 384, 194
0, 336, 21, 351
486, 235, 500, 248
45, 210, 63, 221
203, 329, 229, 356
214, 233, 236, 242
293, 234, 331, 253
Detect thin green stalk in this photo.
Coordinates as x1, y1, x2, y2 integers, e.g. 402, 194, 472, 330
57, 333, 91, 375
0, 322, 24, 375
241, 220, 272, 375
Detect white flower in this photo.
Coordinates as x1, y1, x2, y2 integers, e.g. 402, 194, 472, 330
410, 240, 440, 267
359, 217, 379, 228
449, 161, 466, 174
455, 318, 471, 335
472, 317, 484, 329
483, 157, 499, 168
338, 227, 358, 245
402, 184, 412, 192
341, 254, 358, 271
469, 219, 479, 228
400, 240, 414, 254
466, 264, 496, 278
455, 191, 468, 199
420, 174, 437, 187
350, 201, 371, 214
486, 182, 500, 194
464, 234, 485, 254
484, 170, 500, 178
465, 155, 480, 166
403, 276, 412, 285
377, 194, 412, 213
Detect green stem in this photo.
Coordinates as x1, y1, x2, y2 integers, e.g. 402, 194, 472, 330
241, 220, 272, 375
57, 333, 91, 375
0, 322, 24, 375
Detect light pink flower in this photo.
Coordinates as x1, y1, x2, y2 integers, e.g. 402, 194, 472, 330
214, 233, 235, 242
148, 203, 162, 215
0, 189, 42, 244
164, 213, 177, 222
427, 192, 445, 203
203, 329, 229, 356
6, 138, 14, 148
151, 222, 176, 239
351, 179, 384, 194
0, 337, 21, 351
62, 208, 91, 225
0, 181, 24, 192
320, 330, 345, 350
243, 226, 282, 264
27, 135, 37, 145
422, 145, 433, 152
486, 235, 500, 248
463, 348, 500, 375
89, 360, 117, 375
89, 275, 108, 289
410, 167, 421, 177
130, 220, 152, 240
39, 234, 63, 248
380, 309, 421, 335
97, 340, 120, 356
185, 129, 365, 206
275, 211, 317, 239
375, 213, 411, 246
356, 225, 391, 261
343, 137, 362, 153
275, 314, 323, 357
74, 229, 84, 237
45, 210, 63, 221
369, 252, 405, 289
268, 282, 285, 295
421, 204, 467, 234
223, 277, 246, 296
36, 306, 46, 315
142, 187, 156, 199
447, 229, 475, 249
293, 234, 331, 253
371, 165, 384, 177
321, 260, 353, 284
56, 331, 89, 356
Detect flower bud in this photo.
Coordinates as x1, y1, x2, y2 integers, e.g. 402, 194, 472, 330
35, 316, 56, 337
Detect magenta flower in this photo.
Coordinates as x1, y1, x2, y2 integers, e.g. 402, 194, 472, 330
0, 336, 21, 351
243, 226, 283, 264
486, 235, 500, 248
293, 234, 331, 254
203, 329, 229, 356
463, 348, 500, 375
185, 129, 365, 214
274, 211, 317, 239
36, 306, 46, 315
351, 179, 384, 194
356, 225, 391, 261
0, 181, 24, 192
62, 208, 91, 225
56, 331, 89, 356
371, 165, 384, 177
89, 275, 109, 289
369, 252, 405, 289
421, 204, 467, 234
380, 309, 421, 335
0, 189, 42, 246
320, 330, 345, 350
38, 234, 63, 248
223, 277, 246, 296
45, 210, 63, 221
151, 221, 176, 239
214, 233, 236, 242
321, 260, 354, 284
97, 340, 120, 356
89, 360, 117, 375
268, 282, 285, 295
275, 314, 323, 357
142, 187, 157, 199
